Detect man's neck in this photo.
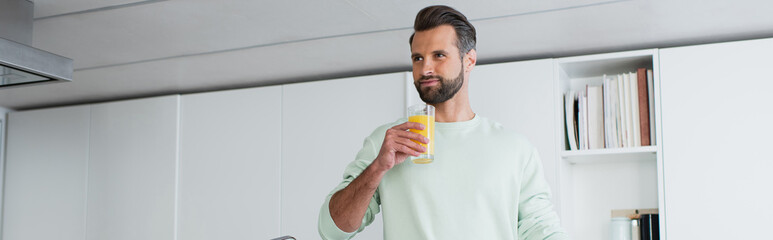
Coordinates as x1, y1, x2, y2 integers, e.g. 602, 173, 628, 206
430, 93, 475, 122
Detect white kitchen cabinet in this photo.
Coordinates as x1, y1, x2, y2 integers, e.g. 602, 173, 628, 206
659, 38, 773, 239
467, 59, 559, 209
178, 87, 282, 239
86, 96, 179, 240
3, 106, 90, 240
281, 73, 405, 239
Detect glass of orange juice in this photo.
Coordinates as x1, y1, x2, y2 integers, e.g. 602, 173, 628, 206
407, 104, 435, 164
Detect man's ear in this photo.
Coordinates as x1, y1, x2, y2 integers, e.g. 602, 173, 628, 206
464, 49, 477, 73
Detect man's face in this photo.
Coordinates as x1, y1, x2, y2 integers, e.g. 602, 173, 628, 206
410, 25, 465, 104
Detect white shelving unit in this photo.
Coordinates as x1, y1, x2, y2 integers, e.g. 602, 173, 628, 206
554, 49, 666, 240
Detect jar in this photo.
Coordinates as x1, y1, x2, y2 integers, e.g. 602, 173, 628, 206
610, 217, 632, 240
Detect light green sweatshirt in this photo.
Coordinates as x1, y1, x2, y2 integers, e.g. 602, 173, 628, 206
319, 115, 569, 240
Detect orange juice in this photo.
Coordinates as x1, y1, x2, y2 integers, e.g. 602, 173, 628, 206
408, 114, 435, 164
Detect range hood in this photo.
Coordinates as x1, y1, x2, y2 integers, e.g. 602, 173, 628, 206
0, 0, 72, 89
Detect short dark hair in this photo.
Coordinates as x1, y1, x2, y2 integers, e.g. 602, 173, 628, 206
409, 5, 477, 57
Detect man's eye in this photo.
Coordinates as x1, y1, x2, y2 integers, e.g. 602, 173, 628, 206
413, 56, 423, 62
435, 53, 445, 58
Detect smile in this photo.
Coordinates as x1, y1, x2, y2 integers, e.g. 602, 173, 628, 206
420, 79, 439, 86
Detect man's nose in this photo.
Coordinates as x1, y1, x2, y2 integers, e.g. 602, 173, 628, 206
422, 60, 435, 76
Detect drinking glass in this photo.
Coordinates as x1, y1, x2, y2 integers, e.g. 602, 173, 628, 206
407, 104, 435, 164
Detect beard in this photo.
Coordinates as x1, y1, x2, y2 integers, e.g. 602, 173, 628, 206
415, 67, 464, 104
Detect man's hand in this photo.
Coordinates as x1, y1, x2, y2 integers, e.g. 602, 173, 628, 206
328, 121, 428, 232
372, 121, 429, 171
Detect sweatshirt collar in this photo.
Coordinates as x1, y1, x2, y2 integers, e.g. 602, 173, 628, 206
435, 113, 480, 130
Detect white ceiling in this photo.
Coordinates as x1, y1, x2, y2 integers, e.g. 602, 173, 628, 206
1, 0, 772, 110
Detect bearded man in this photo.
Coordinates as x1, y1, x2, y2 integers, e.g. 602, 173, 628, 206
318, 5, 569, 240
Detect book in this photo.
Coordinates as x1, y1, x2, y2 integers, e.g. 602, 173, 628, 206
614, 75, 624, 148
577, 90, 584, 150
603, 75, 620, 148
620, 74, 631, 147
587, 85, 605, 149
629, 72, 641, 147
610, 76, 620, 148
584, 88, 590, 149
637, 68, 651, 146
647, 69, 655, 145
579, 89, 588, 150
602, 76, 610, 148
565, 91, 578, 150
572, 92, 580, 149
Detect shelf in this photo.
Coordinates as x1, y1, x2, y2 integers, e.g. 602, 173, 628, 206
561, 146, 657, 164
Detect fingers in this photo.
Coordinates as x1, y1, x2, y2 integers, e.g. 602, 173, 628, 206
384, 129, 428, 156
377, 122, 430, 166
386, 128, 429, 144
393, 137, 426, 156
391, 121, 425, 131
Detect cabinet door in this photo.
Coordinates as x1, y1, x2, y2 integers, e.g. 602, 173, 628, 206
468, 60, 559, 209
178, 87, 282, 239
3, 106, 90, 240
660, 38, 773, 239
281, 73, 405, 239
87, 96, 179, 240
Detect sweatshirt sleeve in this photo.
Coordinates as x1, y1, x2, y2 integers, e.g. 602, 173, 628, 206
318, 131, 383, 240
517, 147, 570, 240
